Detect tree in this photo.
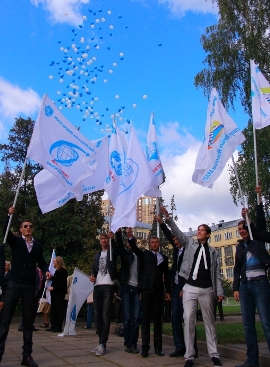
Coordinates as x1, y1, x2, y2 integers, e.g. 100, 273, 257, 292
229, 121, 270, 225
0, 117, 105, 274
195, 0, 270, 114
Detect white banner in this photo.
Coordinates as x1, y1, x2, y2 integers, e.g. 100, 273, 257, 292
34, 136, 109, 213
27, 94, 97, 193
60, 268, 93, 336
192, 88, 245, 188
251, 59, 270, 129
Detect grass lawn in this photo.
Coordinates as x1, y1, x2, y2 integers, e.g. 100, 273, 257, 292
161, 322, 265, 344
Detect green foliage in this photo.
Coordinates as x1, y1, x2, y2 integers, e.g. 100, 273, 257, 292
222, 277, 233, 297
0, 117, 105, 275
195, 0, 270, 114
229, 122, 270, 224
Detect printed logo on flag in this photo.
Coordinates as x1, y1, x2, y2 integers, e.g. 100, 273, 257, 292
208, 121, 224, 150
49, 140, 90, 167
45, 105, 54, 117
109, 150, 138, 196
260, 88, 270, 104
70, 304, 77, 321
73, 277, 78, 285
147, 142, 159, 161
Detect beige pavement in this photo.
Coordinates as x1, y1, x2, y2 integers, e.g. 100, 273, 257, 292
0, 316, 269, 367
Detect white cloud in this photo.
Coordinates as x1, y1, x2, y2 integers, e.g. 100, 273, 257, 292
31, 0, 90, 25
157, 122, 241, 231
0, 77, 41, 140
158, 0, 219, 17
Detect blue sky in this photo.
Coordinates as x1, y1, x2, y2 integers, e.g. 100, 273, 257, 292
0, 0, 247, 230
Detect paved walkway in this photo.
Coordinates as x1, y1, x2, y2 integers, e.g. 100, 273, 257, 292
0, 316, 269, 367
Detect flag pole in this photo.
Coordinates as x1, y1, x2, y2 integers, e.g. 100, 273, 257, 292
231, 155, 253, 240
109, 114, 116, 261
3, 158, 28, 244
252, 124, 260, 205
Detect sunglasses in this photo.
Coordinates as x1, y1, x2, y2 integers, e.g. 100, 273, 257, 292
23, 225, 33, 229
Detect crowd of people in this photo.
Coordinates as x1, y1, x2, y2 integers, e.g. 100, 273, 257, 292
0, 192, 270, 367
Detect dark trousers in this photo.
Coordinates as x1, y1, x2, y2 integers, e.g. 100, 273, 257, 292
121, 284, 140, 348
94, 285, 114, 347
141, 288, 163, 351
214, 298, 224, 321
50, 293, 65, 330
171, 283, 185, 349
0, 281, 36, 359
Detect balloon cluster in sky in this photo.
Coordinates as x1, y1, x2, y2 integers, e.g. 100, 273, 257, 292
47, 7, 149, 133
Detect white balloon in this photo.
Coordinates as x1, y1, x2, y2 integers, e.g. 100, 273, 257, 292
80, 70, 84, 74
74, 48, 78, 52
119, 52, 124, 56
104, 79, 108, 83
59, 79, 63, 83
115, 95, 119, 99
86, 45, 90, 50
80, 37, 85, 43
61, 98, 65, 102
109, 70, 113, 74
91, 24, 95, 28
60, 47, 64, 51
64, 49, 68, 53
57, 91, 61, 94
72, 44, 76, 49
83, 15, 87, 20
76, 105, 80, 109
92, 57, 96, 60
49, 75, 53, 79
133, 103, 137, 108
59, 106, 63, 110
101, 18, 105, 22
96, 45, 100, 49
96, 19, 100, 23
113, 62, 117, 67
94, 97, 98, 101
107, 10, 112, 14
109, 25, 114, 29
143, 95, 148, 99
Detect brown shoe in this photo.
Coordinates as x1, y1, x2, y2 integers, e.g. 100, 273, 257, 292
21, 356, 38, 367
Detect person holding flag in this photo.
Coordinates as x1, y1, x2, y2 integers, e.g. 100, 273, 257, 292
0, 207, 49, 367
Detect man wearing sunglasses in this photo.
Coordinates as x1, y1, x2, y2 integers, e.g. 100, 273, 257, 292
0, 207, 49, 367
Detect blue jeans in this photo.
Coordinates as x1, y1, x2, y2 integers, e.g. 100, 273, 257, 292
240, 278, 270, 366
121, 284, 140, 348
93, 285, 114, 347
86, 303, 93, 328
171, 283, 185, 349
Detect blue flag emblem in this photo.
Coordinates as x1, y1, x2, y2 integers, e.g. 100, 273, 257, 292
44, 105, 54, 117
70, 304, 77, 321
49, 140, 90, 167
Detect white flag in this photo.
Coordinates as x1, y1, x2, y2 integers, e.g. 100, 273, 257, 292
251, 60, 270, 129
192, 88, 245, 188
146, 112, 165, 186
110, 127, 159, 231
27, 94, 97, 193
48, 249, 56, 276
61, 268, 93, 336
34, 136, 109, 213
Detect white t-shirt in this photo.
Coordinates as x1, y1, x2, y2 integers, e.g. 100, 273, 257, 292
95, 250, 114, 286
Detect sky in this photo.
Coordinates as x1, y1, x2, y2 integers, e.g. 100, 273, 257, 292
0, 0, 249, 231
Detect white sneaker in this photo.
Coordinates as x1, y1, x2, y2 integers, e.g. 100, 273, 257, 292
91, 344, 101, 353
96, 344, 106, 356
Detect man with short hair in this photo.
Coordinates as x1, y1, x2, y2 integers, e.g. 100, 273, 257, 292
129, 235, 170, 358
0, 206, 49, 367
233, 208, 270, 367
90, 231, 119, 356
168, 220, 224, 367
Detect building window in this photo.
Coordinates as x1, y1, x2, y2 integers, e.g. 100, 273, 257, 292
214, 234, 221, 242
226, 267, 234, 278
225, 257, 234, 266
224, 232, 233, 240
236, 230, 240, 238
224, 246, 233, 257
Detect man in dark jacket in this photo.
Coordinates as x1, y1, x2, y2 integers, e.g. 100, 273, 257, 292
116, 228, 141, 354
90, 231, 119, 357
129, 235, 170, 358
234, 203, 270, 367
0, 206, 49, 367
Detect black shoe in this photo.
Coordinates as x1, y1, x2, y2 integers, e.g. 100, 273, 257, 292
169, 347, 185, 357
21, 356, 38, 367
46, 327, 52, 331
18, 327, 23, 332
131, 347, 139, 354
211, 357, 222, 366
194, 348, 199, 358
32, 326, 39, 331
155, 348, 164, 356
125, 346, 132, 353
141, 350, 148, 358
184, 360, 194, 367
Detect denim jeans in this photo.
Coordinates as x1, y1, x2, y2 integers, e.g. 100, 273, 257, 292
93, 285, 114, 347
86, 303, 93, 328
171, 283, 185, 349
121, 284, 140, 348
240, 278, 270, 367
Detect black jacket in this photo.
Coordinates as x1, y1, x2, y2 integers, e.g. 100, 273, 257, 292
0, 244, 4, 287
51, 267, 68, 296
91, 238, 119, 282
3, 216, 48, 285
129, 238, 170, 293
160, 222, 185, 288
115, 231, 142, 286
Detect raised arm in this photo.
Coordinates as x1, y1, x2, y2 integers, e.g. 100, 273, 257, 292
155, 213, 175, 247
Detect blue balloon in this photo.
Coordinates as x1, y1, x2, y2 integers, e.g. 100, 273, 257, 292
98, 9, 102, 12
49, 61, 55, 66
107, 47, 110, 50
120, 57, 124, 60
118, 15, 122, 18
58, 40, 61, 44
109, 33, 112, 36
106, 108, 109, 111
78, 25, 83, 28
158, 43, 162, 46
125, 25, 128, 28
88, 9, 92, 13
126, 118, 130, 123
